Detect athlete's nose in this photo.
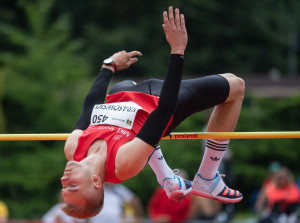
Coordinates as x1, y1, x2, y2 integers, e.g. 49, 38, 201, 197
61, 176, 69, 183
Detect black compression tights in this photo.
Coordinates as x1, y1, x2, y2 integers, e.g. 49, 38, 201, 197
109, 74, 230, 136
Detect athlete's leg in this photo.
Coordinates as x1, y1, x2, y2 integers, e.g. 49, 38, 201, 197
197, 73, 245, 179
160, 73, 244, 203
108, 78, 163, 96
192, 73, 245, 203
164, 74, 230, 135
162, 74, 231, 179
108, 80, 137, 94
148, 145, 174, 185
143, 75, 230, 201
207, 73, 245, 133
148, 145, 192, 201
161, 74, 243, 178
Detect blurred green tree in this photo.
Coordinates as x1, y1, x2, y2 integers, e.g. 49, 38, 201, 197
0, 0, 89, 134
52, 0, 300, 75
0, 0, 90, 218
0, 72, 5, 133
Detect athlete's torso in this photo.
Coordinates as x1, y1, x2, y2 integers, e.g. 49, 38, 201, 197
73, 91, 160, 183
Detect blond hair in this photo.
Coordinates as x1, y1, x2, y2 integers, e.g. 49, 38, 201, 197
61, 197, 103, 219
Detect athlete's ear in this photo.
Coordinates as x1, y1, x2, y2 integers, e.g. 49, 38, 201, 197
92, 175, 102, 189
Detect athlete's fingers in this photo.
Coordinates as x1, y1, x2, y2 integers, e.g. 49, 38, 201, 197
175, 8, 180, 29
180, 14, 186, 30
128, 57, 139, 66
127, 51, 142, 58
168, 6, 175, 27
117, 50, 126, 55
163, 11, 170, 27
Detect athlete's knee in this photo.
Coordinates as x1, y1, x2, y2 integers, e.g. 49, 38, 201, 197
221, 73, 245, 102
231, 74, 245, 96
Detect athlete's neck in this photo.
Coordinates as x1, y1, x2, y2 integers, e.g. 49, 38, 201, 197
84, 139, 107, 182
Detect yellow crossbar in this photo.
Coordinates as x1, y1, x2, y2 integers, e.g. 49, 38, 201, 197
0, 132, 299, 141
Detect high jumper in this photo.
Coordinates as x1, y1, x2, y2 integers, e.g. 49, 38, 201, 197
60, 6, 244, 219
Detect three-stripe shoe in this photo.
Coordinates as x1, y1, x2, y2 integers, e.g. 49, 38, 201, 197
191, 172, 243, 203
162, 175, 192, 202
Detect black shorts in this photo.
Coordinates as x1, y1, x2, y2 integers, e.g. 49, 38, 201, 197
108, 75, 230, 135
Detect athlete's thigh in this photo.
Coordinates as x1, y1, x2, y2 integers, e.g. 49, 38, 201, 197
108, 80, 137, 95
165, 75, 230, 135
108, 79, 164, 96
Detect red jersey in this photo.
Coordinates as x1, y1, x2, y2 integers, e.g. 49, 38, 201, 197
265, 182, 300, 211
73, 91, 171, 183
148, 187, 192, 222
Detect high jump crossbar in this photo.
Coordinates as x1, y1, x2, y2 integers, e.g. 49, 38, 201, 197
0, 132, 300, 141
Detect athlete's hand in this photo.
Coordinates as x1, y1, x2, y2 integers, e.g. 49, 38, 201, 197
162, 6, 187, 55
112, 50, 142, 71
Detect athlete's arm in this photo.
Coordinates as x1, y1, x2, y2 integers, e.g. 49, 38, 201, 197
65, 51, 142, 159
115, 7, 187, 180
64, 129, 83, 160
74, 51, 142, 130
73, 68, 114, 130
136, 6, 187, 147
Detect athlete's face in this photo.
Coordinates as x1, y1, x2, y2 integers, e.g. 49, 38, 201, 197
61, 161, 97, 205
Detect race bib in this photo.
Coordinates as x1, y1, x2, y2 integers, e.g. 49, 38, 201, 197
90, 101, 143, 129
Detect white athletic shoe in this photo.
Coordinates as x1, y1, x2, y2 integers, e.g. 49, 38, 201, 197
162, 172, 192, 202
192, 172, 243, 203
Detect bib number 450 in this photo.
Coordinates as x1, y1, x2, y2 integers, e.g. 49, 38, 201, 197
92, 115, 109, 124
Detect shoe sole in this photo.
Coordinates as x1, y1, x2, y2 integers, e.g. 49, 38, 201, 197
191, 190, 243, 203
169, 188, 192, 202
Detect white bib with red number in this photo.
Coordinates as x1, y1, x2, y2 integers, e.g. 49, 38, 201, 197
90, 101, 143, 130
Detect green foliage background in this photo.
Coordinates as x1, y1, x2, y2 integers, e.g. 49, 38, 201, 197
0, 0, 299, 219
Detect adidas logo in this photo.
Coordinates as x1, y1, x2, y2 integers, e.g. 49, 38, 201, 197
210, 156, 220, 161
158, 155, 164, 160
